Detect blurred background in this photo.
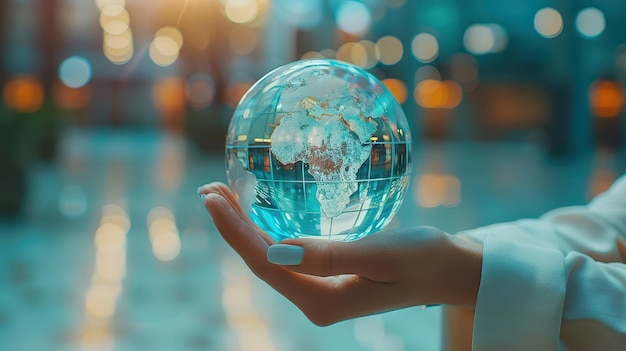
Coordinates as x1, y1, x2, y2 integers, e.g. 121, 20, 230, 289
0, 0, 625, 350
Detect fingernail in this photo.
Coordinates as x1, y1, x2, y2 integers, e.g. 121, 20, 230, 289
201, 194, 207, 202
197, 186, 203, 196
267, 244, 304, 265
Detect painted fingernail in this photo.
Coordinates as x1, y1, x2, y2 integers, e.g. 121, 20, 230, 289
267, 244, 304, 265
200, 194, 207, 202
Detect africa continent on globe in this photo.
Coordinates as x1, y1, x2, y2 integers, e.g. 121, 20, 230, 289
270, 88, 378, 218
225, 59, 412, 242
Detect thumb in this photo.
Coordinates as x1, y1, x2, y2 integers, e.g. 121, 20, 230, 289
266, 235, 395, 281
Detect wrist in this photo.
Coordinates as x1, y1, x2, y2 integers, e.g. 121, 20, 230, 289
441, 235, 483, 308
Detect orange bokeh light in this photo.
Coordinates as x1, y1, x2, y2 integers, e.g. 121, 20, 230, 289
414, 173, 461, 208
2, 76, 45, 113
589, 80, 624, 118
153, 77, 186, 114
382, 78, 408, 104
153, 77, 187, 131
414, 79, 462, 109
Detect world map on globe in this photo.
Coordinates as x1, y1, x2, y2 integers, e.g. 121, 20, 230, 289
270, 77, 379, 218
225, 59, 411, 241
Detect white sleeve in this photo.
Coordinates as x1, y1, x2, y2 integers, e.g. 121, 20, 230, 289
464, 174, 626, 350
560, 252, 626, 350
472, 236, 626, 351
472, 236, 565, 350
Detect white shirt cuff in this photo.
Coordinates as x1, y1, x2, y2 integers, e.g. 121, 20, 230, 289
473, 235, 566, 351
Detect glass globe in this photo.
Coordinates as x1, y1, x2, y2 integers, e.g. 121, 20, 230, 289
225, 59, 411, 242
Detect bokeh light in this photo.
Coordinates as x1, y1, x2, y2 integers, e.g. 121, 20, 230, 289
156, 26, 183, 49
414, 79, 463, 109
104, 44, 133, 64
412, 33, 439, 63
224, 0, 260, 24
376, 35, 403, 65
149, 26, 183, 67
148, 207, 181, 262
336, 40, 379, 68
100, 204, 131, 231
2, 76, 45, 113
336, 42, 356, 63
99, 5, 130, 35
415, 173, 462, 208
463, 24, 508, 55
84, 203, 129, 330
336, 1, 371, 36
589, 80, 624, 118
151, 36, 179, 58
576, 7, 606, 38
221, 260, 277, 351
103, 29, 132, 51
152, 77, 186, 115
103, 28, 134, 65
534, 7, 563, 39
352, 40, 377, 68
97, 0, 134, 65
59, 56, 92, 89
349, 42, 368, 68
382, 78, 408, 104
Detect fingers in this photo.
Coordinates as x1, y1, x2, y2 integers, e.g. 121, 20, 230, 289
269, 234, 399, 282
198, 183, 246, 218
203, 192, 272, 267
201, 188, 316, 291
199, 182, 273, 245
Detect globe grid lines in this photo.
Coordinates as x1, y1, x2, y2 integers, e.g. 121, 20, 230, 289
227, 137, 410, 237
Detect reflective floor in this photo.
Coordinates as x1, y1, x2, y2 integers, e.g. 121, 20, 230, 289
0, 128, 624, 351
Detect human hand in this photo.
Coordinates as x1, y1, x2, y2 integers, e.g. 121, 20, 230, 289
199, 182, 482, 326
